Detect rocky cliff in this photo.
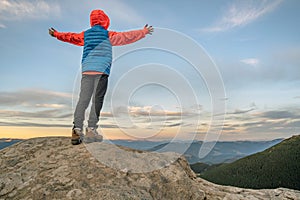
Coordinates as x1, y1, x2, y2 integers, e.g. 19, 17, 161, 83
0, 137, 299, 200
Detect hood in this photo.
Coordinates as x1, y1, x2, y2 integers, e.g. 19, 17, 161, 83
90, 10, 110, 29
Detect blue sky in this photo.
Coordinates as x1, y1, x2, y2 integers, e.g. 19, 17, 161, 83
0, 0, 299, 141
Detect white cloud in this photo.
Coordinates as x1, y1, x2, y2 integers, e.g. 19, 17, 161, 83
0, 0, 60, 27
201, 0, 283, 32
0, 89, 72, 107
128, 106, 182, 117
241, 58, 260, 66
0, 109, 72, 119
35, 104, 66, 109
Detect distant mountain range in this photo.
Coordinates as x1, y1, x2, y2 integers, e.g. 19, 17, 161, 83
148, 139, 283, 164
0, 138, 283, 165
200, 135, 300, 190
0, 139, 23, 150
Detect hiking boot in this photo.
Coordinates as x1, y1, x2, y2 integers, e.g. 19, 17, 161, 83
84, 127, 103, 143
71, 128, 84, 145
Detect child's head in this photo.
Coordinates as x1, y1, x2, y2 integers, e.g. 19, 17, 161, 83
90, 10, 110, 29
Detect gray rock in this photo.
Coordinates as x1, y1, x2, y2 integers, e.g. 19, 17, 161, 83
0, 173, 23, 196
0, 137, 299, 200
66, 189, 82, 199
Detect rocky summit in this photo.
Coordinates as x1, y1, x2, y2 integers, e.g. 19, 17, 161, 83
0, 137, 299, 200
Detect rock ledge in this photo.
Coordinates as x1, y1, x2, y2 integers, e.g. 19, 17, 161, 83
0, 137, 299, 200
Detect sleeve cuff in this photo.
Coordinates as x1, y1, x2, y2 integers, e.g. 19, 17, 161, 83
143, 28, 149, 35
53, 31, 58, 37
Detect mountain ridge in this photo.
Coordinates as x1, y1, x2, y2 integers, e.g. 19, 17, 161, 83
201, 135, 300, 190
1, 137, 300, 199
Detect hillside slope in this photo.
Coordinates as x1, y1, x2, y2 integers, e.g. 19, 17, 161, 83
201, 135, 300, 190
0, 137, 299, 199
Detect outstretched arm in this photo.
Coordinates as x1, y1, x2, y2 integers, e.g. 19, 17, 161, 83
109, 24, 154, 46
49, 28, 84, 46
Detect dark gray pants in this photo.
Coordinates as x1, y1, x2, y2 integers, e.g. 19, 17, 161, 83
73, 74, 108, 129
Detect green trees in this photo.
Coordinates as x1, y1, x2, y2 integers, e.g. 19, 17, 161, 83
200, 135, 300, 190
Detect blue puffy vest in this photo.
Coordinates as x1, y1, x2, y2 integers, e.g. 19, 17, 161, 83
81, 25, 112, 75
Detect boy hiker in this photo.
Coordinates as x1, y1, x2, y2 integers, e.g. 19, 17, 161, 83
49, 9, 154, 145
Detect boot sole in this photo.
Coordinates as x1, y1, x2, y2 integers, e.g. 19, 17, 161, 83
84, 137, 103, 143
83, 137, 95, 143
71, 138, 82, 145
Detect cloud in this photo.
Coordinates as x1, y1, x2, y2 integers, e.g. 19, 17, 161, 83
112, 106, 176, 117
259, 110, 300, 120
222, 127, 238, 131
0, 0, 61, 27
220, 97, 229, 101
0, 109, 72, 119
222, 108, 300, 136
127, 106, 198, 117
35, 104, 66, 109
129, 106, 179, 117
204, 106, 300, 141
0, 88, 74, 128
242, 119, 294, 133
0, 121, 70, 128
100, 112, 114, 118
286, 120, 300, 128
241, 58, 260, 66
0, 89, 71, 107
99, 124, 120, 129
0, 108, 72, 128
166, 123, 182, 128
201, 0, 283, 32
229, 108, 256, 115
192, 109, 299, 138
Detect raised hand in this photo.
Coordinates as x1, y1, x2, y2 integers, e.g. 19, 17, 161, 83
48, 27, 57, 37
144, 24, 154, 35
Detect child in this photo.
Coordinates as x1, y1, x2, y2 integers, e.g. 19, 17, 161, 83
49, 9, 153, 145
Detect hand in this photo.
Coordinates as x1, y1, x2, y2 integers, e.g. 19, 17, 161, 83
48, 27, 57, 37
144, 24, 154, 35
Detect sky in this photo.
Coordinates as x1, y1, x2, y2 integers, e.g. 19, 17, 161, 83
0, 0, 300, 141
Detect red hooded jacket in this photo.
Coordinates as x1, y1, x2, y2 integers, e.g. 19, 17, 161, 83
54, 10, 149, 47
